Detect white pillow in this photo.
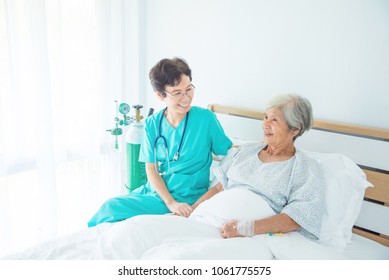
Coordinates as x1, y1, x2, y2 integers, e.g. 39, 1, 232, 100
190, 188, 275, 228
303, 151, 371, 251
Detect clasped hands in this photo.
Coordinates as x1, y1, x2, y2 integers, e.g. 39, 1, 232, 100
166, 201, 193, 217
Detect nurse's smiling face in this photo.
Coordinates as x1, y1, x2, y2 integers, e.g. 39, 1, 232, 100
158, 75, 194, 116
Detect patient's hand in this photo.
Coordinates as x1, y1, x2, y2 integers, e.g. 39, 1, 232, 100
221, 220, 240, 238
166, 201, 193, 218
222, 219, 255, 238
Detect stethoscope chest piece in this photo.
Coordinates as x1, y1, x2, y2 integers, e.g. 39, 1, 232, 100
154, 108, 188, 175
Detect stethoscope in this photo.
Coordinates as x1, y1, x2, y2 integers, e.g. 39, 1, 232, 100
154, 107, 189, 176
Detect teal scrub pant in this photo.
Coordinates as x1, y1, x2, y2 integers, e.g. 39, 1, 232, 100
87, 193, 170, 227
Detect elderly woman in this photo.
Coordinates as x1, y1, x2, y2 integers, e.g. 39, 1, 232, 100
192, 94, 325, 240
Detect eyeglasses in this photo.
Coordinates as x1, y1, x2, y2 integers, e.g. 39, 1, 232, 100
164, 85, 195, 99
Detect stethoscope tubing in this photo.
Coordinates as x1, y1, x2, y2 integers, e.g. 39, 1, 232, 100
154, 107, 189, 175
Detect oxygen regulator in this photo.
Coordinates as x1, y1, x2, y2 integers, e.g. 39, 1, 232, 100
106, 101, 153, 192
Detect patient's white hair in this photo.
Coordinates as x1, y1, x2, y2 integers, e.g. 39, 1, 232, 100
266, 93, 313, 140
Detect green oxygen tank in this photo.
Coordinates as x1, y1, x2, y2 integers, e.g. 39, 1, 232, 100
125, 105, 147, 193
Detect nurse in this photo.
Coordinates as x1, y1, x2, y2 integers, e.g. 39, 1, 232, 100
88, 57, 232, 227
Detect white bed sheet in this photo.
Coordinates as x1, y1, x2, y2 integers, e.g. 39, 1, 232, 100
343, 234, 389, 260
2, 215, 388, 260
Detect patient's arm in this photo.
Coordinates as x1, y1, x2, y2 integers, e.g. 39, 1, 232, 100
191, 182, 224, 210
221, 213, 301, 238
253, 213, 301, 234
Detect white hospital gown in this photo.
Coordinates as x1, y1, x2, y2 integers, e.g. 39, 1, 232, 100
213, 143, 325, 240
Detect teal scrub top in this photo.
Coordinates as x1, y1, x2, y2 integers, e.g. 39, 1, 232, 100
138, 106, 232, 204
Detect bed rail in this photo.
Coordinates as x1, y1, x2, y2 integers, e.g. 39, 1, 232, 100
208, 103, 389, 247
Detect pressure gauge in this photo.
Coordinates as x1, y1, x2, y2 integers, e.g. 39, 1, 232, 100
119, 103, 131, 115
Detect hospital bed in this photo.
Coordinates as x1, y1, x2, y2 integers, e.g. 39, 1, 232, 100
2, 104, 389, 260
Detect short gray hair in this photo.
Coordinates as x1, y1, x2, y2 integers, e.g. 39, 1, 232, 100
266, 94, 313, 140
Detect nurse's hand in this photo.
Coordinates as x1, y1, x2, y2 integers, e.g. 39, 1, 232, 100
167, 201, 193, 217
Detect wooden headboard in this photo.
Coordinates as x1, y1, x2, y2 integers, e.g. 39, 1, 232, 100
208, 103, 389, 247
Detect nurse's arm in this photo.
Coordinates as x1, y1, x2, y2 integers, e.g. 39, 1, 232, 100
191, 182, 224, 210
145, 163, 193, 217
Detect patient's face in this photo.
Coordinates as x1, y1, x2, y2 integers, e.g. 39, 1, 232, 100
262, 108, 296, 147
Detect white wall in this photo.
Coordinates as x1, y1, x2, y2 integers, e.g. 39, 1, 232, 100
138, 0, 389, 129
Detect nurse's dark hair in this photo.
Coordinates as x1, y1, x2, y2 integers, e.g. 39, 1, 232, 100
149, 57, 192, 97
266, 93, 314, 141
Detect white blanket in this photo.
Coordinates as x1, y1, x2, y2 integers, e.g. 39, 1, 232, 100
3, 189, 389, 260
6, 188, 389, 260
3, 189, 352, 260
3, 214, 347, 260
